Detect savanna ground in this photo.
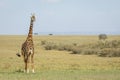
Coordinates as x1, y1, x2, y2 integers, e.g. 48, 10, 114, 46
0, 35, 120, 80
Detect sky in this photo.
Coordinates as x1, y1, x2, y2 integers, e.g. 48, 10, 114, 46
0, 0, 120, 35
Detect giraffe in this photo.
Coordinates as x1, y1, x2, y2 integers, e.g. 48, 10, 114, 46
17, 14, 36, 73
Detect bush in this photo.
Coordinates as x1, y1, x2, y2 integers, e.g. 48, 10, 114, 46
91, 40, 120, 49
44, 44, 53, 50
82, 49, 99, 55
44, 42, 57, 50
41, 40, 120, 57
106, 40, 120, 48
62, 45, 74, 51
98, 48, 120, 57
41, 40, 47, 45
57, 44, 66, 51
71, 47, 81, 54
72, 43, 77, 46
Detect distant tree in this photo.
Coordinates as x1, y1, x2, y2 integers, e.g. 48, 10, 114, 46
34, 33, 38, 35
99, 34, 107, 40
49, 34, 53, 36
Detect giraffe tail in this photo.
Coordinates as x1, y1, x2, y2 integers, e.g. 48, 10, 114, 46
16, 53, 21, 57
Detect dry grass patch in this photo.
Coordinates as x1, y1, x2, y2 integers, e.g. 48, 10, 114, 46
0, 35, 120, 80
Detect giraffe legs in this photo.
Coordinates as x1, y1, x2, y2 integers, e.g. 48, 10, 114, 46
23, 54, 34, 73
22, 50, 34, 73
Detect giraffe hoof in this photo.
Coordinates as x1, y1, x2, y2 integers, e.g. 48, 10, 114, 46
32, 69, 35, 73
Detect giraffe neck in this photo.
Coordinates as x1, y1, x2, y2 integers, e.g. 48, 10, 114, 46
27, 19, 34, 40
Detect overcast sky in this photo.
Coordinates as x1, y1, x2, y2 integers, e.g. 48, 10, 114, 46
0, 0, 120, 35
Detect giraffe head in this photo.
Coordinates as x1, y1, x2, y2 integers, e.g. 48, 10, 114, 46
31, 14, 36, 22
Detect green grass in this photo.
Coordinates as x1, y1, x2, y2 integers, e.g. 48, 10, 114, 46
0, 70, 120, 80
0, 35, 120, 80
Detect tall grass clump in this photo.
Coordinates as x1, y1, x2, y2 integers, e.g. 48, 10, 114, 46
90, 40, 120, 57
41, 40, 120, 57
70, 47, 81, 54
98, 48, 120, 57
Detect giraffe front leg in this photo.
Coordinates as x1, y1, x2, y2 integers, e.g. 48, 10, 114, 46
27, 57, 30, 73
31, 55, 35, 73
24, 62, 27, 73
25, 62, 30, 73
24, 58, 30, 73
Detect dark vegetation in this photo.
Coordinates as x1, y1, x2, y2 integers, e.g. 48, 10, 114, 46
41, 39, 120, 57
99, 34, 107, 40
40, 34, 120, 57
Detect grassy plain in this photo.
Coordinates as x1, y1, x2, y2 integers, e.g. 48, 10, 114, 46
0, 35, 120, 80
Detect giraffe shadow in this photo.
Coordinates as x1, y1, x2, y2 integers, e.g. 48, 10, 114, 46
15, 69, 24, 73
